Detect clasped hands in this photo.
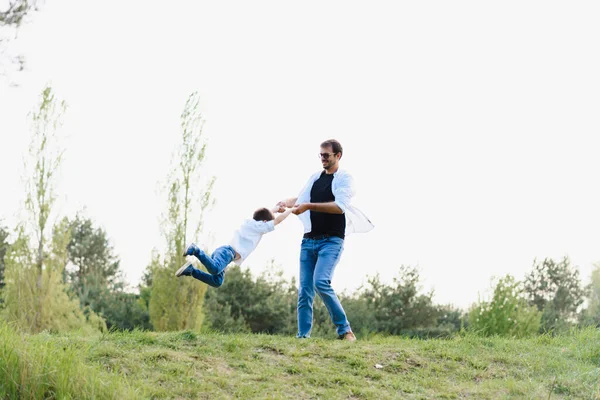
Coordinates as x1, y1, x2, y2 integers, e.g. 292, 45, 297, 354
275, 201, 309, 215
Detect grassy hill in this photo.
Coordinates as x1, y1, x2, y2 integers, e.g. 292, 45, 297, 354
1, 324, 599, 399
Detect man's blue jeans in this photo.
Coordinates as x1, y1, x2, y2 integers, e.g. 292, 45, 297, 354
190, 245, 235, 288
297, 236, 351, 337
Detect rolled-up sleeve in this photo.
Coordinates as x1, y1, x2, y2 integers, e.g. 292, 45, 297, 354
333, 173, 355, 214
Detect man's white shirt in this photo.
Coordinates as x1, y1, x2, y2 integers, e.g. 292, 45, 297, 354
295, 169, 374, 235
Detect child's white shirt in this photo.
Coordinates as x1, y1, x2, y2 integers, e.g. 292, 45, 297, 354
229, 219, 275, 266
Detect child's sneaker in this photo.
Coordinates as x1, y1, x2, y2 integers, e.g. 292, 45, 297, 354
182, 242, 201, 258
175, 261, 194, 277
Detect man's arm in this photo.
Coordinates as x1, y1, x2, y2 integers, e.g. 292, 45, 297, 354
274, 207, 294, 225
292, 202, 343, 215
277, 198, 298, 209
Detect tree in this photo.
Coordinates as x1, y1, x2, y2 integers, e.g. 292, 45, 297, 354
203, 263, 296, 334
94, 290, 152, 331
1, 0, 42, 78
0, 0, 38, 27
63, 214, 150, 330
2, 221, 105, 333
359, 266, 439, 336
468, 275, 541, 337
66, 215, 122, 307
148, 91, 215, 332
1, 86, 103, 333
580, 263, 600, 327
433, 304, 467, 335
524, 256, 586, 333
25, 85, 66, 293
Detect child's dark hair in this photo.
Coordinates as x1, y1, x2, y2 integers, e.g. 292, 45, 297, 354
253, 207, 274, 221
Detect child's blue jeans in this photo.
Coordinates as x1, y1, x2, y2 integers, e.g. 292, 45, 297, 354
190, 245, 236, 288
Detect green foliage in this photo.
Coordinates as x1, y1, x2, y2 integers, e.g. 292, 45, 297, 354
203, 263, 296, 335
337, 267, 466, 338
0, 224, 8, 301
1, 229, 32, 326
203, 263, 463, 339
398, 303, 466, 339
66, 214, 122, 299
149, 91, 214, 332
2, 86, 103, 334
95, 290, 152, 331
149, 254, 206, 332
580, 262, 600, 327
468, 275, 541, 337
0, 0, 41, 77
524, 256, 586, 333
2, 224, 105, 333
435, 303, 466, 333
25, 86, 67, 281
0, 0, 39, 27
355, 266, 441, 336
62, 214, 150, 330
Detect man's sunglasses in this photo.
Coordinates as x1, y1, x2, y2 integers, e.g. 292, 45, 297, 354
319, 152, 338, 160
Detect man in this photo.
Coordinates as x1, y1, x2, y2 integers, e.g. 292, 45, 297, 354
278, 139, 374, 341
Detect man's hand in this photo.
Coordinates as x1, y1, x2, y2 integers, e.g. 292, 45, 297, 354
292, 203, 311, 215
274, 202, 286, 213
277, 198, 298, 209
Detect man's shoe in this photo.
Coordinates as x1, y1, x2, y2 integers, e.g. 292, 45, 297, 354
339, 331, 357, 342
183, 242, 200, 258
175, 262, 194, 277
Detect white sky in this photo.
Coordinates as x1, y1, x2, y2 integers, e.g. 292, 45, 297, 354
1, 1, 599, 309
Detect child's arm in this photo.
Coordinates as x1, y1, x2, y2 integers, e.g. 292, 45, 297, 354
277, 198, 298, 209
274, 207, 294, 226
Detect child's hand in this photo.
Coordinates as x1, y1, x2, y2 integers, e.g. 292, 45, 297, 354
277, 198, 297, 209
275, 202, 287, 213
273, 203, 286, 213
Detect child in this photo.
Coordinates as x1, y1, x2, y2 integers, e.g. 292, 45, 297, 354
175, 205, 293, 287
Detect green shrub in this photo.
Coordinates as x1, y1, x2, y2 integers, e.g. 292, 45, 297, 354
469, 275, 541, 337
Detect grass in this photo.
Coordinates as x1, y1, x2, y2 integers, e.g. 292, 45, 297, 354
2, 324, 599, 399
0, 323, 136, 399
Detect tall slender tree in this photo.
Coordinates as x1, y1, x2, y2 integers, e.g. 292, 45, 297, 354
25, 86, 66, 293
149, 91, 215, 331
2, 86, 103, 333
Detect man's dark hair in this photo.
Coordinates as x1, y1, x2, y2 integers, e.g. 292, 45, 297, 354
253, 207, 274, 221
320, 139, 343, 158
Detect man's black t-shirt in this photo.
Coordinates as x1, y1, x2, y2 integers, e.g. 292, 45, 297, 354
308, 172, 345, 239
